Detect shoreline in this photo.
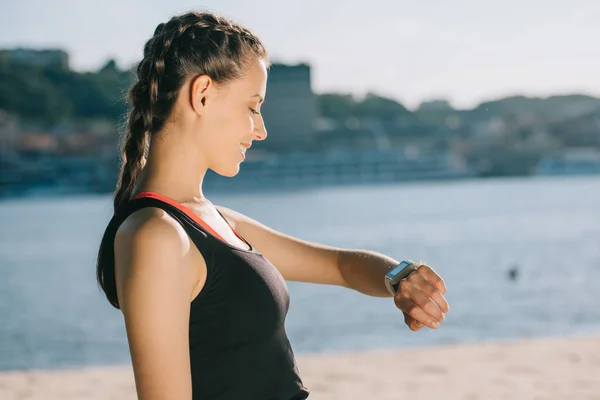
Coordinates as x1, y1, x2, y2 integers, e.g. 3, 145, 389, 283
1, 334, 599, 399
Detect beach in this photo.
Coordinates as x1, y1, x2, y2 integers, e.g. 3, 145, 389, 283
1, 335, 598, 400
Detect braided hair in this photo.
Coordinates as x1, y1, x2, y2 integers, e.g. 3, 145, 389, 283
98, 11, 269, 308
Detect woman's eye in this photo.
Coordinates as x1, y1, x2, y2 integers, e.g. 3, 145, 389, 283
249, 108, 260, 115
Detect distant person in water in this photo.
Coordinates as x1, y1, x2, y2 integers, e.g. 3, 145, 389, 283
95, 10, 450, 400
508, 265, 520, 281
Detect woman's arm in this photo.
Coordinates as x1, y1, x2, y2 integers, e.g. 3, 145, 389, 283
114, 209, 202, 400
217, 206, 448, 330
216, 205, 347, 286
215, 206, 403, 292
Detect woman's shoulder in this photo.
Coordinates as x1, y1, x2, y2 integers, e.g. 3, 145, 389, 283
114, 207, 197, 278
113, 206, 203, 308
116, 207, 189, 251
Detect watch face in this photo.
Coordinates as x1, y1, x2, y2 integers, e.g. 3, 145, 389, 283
385, 261, 412, 278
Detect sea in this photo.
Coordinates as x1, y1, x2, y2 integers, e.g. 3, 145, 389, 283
0, 175, 599, 371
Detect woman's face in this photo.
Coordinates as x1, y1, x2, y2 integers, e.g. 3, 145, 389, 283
194, 57, 268, 177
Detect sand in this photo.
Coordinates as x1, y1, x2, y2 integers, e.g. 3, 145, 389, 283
1, 335, 599, 399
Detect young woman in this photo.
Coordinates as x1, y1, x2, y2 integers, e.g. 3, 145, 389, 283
96, 10, 449, 400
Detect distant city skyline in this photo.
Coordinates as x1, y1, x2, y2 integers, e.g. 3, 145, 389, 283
1, 0, 599, 109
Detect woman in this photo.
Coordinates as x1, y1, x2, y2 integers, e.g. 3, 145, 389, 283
96, 10, 449, 400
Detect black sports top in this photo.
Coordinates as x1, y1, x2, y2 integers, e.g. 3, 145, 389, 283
113, 191, 310, 400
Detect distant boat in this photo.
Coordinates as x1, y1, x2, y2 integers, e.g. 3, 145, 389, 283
535, 148, 600, 176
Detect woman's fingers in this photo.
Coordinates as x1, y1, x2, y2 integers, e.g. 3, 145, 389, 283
408, 272, 449, 314
396, 296, 439, 329
395, 285, 442, 329
395, 269, 449, 329
395, 261, 449, 331
403, 312, 423, 331
416, 263, 447, 296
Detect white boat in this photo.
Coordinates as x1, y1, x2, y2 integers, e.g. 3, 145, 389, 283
535, 148, 600, 176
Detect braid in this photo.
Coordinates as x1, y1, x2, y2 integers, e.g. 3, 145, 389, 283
112, 81, 150, 211
112, 19, 190, 211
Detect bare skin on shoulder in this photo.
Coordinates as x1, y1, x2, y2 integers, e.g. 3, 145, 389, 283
95, 10, 448, 400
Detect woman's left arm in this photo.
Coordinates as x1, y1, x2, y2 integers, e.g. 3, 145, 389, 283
217, 206, 449, 330
217, 206, 391, 292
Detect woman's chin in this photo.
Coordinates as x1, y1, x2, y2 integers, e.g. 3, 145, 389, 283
211, 163, 241, 178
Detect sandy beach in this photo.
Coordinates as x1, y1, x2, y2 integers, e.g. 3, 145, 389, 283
1, 335, 598, 400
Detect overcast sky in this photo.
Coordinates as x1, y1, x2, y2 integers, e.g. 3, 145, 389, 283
1, 0, 598, 109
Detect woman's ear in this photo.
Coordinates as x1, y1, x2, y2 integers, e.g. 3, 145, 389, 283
190, 74, 212, 115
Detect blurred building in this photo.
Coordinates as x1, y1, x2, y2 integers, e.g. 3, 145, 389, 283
416, 99, 454, 112
0, 48, 69, 69
258, 63, 315, 152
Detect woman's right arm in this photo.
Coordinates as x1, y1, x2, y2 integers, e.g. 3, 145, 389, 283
114, 211, 199, 400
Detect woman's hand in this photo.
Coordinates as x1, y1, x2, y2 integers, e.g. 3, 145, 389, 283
394, 262, 449, 331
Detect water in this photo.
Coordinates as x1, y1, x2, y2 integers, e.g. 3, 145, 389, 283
0, 176, 599, 371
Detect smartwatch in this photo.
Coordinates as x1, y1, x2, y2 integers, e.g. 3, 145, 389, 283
384, 260, 418, 296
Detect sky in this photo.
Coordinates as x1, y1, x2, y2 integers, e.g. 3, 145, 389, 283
1, 0, 599, 109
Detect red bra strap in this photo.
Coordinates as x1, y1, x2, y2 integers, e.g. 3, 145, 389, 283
132, 191, 231, 243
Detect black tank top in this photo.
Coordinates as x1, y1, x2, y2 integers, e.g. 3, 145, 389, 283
113, 191, 310, 400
